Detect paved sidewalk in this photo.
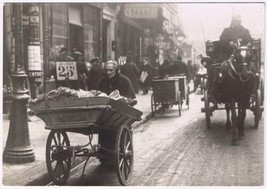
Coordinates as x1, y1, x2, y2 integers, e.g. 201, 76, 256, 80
2, 90, 154, 186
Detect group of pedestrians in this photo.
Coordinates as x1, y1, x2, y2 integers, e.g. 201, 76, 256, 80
158, 55, 196, 83
48, 49, 158, 101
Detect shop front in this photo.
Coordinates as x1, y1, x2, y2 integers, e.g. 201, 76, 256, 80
123, 3, 180, 67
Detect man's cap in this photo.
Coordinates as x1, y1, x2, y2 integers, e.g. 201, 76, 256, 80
60, 47, 69, 53
90, 57, 100, 63
73, 51, 83, 56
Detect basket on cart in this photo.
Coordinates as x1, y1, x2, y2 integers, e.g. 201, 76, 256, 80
30, 96, 142, 186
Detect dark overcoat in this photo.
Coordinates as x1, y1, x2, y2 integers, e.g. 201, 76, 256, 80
120, 63, 140, 93
97, 73, 136, 99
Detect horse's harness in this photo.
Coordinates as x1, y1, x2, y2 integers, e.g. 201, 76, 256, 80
218, 46, 256, 83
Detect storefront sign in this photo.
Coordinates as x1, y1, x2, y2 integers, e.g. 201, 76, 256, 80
56, 62, 78, 80
162, 20, 175, 34
124, 6, 158, 19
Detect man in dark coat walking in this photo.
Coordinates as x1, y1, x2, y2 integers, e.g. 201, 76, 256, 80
172, 56, 188, 79
171, 56, 189, 97
97, 60, 136, 99
89, 57, 105, 90
120, 56, 140, 93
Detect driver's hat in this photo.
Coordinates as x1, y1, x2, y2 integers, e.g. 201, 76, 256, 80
232, 14, 242, 22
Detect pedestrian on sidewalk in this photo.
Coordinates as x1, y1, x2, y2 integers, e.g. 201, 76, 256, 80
140, 58, 154, 95
120, 56, 140, 94
89, 57, 105, 90
159, 59, 172, 77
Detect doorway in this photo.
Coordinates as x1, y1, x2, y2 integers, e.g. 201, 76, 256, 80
69, 24, 84, 54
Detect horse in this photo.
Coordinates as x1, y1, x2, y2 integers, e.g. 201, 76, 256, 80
214, 44, 258, 145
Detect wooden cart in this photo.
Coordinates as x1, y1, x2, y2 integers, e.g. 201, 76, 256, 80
151, 76, 189, 116
30, 96, 142, 186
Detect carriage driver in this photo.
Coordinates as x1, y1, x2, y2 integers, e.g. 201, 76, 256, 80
97, 60, 136, 102
219, 15, 252, 61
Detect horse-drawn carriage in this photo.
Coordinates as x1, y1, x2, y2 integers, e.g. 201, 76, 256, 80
151, 75, 189, 116
200, 38, 263, 145
30, 96, 142, 186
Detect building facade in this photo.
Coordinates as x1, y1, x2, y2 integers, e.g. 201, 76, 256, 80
3, 3, 185, 99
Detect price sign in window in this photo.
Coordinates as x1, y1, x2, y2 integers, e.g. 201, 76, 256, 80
56, 62, 78, 80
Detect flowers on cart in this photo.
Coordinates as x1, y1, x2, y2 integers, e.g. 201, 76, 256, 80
29, 87, 135, 105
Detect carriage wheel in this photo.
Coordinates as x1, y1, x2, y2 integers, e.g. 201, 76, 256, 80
115, 125, 134, 186
200, 78, 205, 93
186, 86, 190, 109
151, 93, 156, 116
177, 91, 182, 116
46, 130, 71, 185
260, 77, 264, 106
254, 89, 261, 129
203, 78, 208, 91
204, 91, 211, 129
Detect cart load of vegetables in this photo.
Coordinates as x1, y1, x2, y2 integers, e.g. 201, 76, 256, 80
29, 87, 136, 106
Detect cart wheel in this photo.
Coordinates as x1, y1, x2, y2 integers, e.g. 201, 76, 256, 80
186, 86, 190, 109
200, 78, 205, 93
46, 130, 71, 185
203, 78, 208, 91
254, 89, 261, 129
260, 77, 264, 106
178, 91, 182, 116
151, 93, 156, 116
115, 125, 134, 186
204, 91, 211, 129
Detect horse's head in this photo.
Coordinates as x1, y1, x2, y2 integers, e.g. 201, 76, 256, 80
232, 46, 253, 80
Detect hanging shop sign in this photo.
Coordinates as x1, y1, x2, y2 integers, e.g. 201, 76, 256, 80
56, 62, 78, 81
162, 20, 175, 35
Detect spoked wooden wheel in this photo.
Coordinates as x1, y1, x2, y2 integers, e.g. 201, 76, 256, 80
115, 125, 134, 186
151, 93, 156, 116
204, 91, 211, 129
254, 89, 261, 129
46, 130, 71, 185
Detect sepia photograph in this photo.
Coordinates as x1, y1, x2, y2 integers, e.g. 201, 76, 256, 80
1, 0, 265, 188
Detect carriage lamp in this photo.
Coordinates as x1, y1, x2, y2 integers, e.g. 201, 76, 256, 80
206, 43, 214, 52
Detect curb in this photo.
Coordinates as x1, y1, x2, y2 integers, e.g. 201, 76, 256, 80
132, 106, 164, 130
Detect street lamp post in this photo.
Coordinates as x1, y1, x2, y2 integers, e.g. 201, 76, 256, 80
3, 3, 35, 163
